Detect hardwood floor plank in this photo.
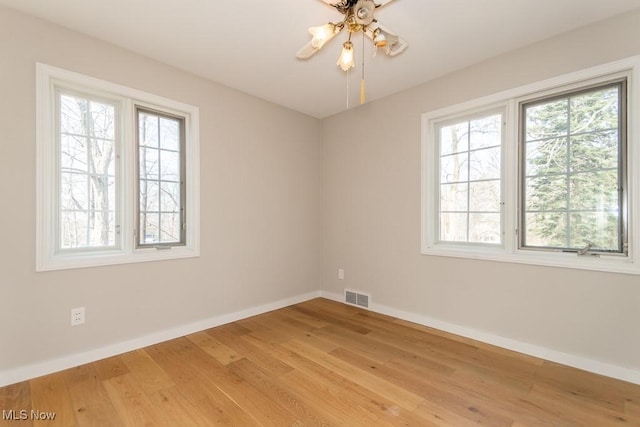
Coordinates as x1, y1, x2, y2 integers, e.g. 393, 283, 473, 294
279, 369, 385, 427
92, 356, 129, 382
0, 382, 33, 427
29, 372, 76, 426
281, 338, 425, 411
0, 298, 638, 426
206, 327, 294, 377
227, 357, 334, 426
63, 364, 122, 427
526, 383, 634, 426
119, 349, 175, 394
626, 399, 640, 419
186, 331, 241, 365
102, 373, 166, 426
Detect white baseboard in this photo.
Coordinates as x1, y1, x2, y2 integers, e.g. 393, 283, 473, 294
320, 291, 640, 386
0, 291, 321, 387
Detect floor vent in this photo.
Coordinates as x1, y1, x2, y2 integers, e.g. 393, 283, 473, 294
344, 289, 370, 309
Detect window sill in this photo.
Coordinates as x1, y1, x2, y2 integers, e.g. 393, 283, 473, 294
421, 245, 639, 275
36, 246, 199, 272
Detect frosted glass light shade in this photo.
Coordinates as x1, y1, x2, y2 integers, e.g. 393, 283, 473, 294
337, 41, 355, 71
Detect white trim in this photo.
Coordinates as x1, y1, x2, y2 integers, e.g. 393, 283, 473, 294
320, 291, 640, 385
0, 291, 321, 387
36, 63, 200, 271
421, 55, 640, 275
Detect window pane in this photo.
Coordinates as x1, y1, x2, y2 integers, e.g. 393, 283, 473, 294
160, 149, 180, 182
525, 138, 567, 177
140, 180, 159, 212
61, 173, 88, 211
525, 175, 568, 211
60, 135, 88, 173
60, 95, 87, 136
569, 212, 620, 251
569, 170, 619, 211
469, 213, 501, 243
440, 213, 467, 242
525, 99, 568, 141
570, 131, 618, 172
440, 122, 468, 155
438, 112, 503, 244
90, 139, 116, 176
160, 182, 181, 212
470, 114, 501, 150
139, 113, 159, 147
140, 212, 160, 244
160, 213, 181, 243
58, 92, 117, 250
469, 147, 500, 181
440, 183, 468, 212
525, 212, 568, 248
440, 153, 468, 183
90, 101, 115, 140
61, 211, 88, 249
139, 147, 159, 180
137, 108, 184, 246
469, 180, 500, 212
570, 87, 619, 133
521, 82, 624, 253
160, 117, 180, 151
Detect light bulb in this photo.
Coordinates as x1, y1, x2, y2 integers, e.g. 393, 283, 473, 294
373, 29, 388, 48
309, 23, 336, 49
337, 41, 355, 72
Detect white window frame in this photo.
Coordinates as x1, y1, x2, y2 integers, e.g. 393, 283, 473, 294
429, 106, 507, 249
422, 56, 640, 275
36, 63, 200, 271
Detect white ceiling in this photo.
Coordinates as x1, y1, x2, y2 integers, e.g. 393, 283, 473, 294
2, 0, 640, 118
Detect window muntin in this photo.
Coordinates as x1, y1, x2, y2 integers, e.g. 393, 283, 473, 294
136, 108, 186, 247
520, 81, 626, 254
57, 90, 119, 251
437, 112, 503, 244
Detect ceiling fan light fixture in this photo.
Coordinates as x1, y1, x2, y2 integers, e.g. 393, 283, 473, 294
309, 23, 338, 49
337, 40, 355, 71
373, 28, 388, 47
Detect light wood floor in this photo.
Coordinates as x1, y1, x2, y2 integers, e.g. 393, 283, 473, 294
1, 298, 639, 426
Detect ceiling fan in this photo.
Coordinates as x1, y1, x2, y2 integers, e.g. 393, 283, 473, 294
296, 0, 408, 91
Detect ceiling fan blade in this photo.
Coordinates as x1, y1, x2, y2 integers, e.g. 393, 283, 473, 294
365, 22, 408, 56
296, 40, 320, 59
374, 0, 395, 7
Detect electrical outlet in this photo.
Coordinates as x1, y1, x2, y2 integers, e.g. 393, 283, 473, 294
71, 307, 85, 326
338, 268, 345, 280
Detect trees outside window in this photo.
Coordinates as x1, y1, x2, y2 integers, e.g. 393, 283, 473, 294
521, 82, 625, 254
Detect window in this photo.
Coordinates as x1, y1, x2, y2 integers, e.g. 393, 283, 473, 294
437, 111, 503, 245
37, 64, 200, 271
136, 108, 186, 247
58, 90, 119, 250
520, 81, 626, 254
422, 56, 640, 274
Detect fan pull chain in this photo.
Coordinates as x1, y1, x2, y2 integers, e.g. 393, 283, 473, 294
346, 68, 350, 109
361, 30, 366, 104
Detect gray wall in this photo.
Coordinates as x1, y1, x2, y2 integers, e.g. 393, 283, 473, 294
321, 10, 640, 372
